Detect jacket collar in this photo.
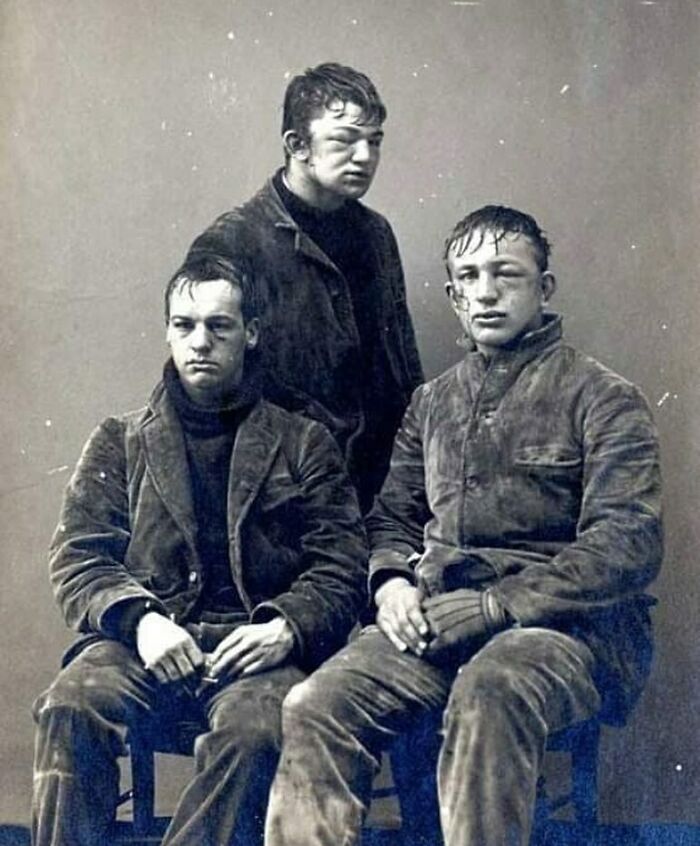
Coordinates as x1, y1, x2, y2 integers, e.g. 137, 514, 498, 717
461, 312, 562, 364
457, 313, 563, 412
254, 175, 353, 273
139, 382, 281, 542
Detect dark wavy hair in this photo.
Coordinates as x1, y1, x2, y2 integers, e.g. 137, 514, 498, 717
164, 254, 259, 323
282, 62, 386, 145
444, 205, 552, 272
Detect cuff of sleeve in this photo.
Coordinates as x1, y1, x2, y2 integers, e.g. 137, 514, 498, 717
482, 589, 513, 633
102, 598, 166, 645
368, 547, 419, 599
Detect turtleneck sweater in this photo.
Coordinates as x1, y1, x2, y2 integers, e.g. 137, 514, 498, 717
273, 169, 380, 373
163, 360, 260, 615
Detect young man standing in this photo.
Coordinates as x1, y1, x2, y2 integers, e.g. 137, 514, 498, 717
186, 62, 423, 512
264, 206, 663, 846
32, 255, 367, 846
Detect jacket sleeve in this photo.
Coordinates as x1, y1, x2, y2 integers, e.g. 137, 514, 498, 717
49, 418, 164, 636
365, 387, 432, 597
382, 219, 424, 390
491, 379, 663, 624
251, 421, 369, 669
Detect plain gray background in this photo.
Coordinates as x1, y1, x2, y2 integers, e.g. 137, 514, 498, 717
2, 0, 698, 826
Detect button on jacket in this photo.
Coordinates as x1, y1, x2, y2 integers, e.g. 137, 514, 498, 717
367, 315, 662, 721
185, 178, 423, 507
49, 382, 369, 672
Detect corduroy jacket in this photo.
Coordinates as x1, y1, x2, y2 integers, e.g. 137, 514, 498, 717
185, 178, 424, 508
49, 382, 368, 671
367, 315, 663, 722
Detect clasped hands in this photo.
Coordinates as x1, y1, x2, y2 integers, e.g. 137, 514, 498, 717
375, 577, 507, 660
136, 612, 294, 687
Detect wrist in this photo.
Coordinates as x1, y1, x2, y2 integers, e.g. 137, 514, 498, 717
136, 609, 167, 637
375, 576, 413, 608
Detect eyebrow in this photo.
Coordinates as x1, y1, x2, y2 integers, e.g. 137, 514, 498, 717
329, 126, 384, 139
169, 312, 237, 321
456, 256, 524, 268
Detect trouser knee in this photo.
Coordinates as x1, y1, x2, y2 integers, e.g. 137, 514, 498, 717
444, 655, 545, 741
279, 676, 342, 739
201, 708, 282, 766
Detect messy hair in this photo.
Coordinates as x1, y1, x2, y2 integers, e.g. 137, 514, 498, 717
444, 205, 552, 272
164, 254, 259, 323
282, 62, 386, 144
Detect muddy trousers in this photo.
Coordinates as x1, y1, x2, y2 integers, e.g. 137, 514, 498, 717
32, 639, 304, 846
265, 625, 601, 846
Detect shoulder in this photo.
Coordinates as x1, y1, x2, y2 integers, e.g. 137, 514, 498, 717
544, 345, 657, 443
188, 179, 284, 249
412, 359, 464, 403
75, 402, 149, 464
555, 344, 651, 404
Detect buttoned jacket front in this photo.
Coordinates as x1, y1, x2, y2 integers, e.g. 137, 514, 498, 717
367, 316, 663, 720
49, 382, 368, 671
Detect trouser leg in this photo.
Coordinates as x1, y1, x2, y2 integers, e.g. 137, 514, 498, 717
265, 625, 453, 846
31, 640, 161, 846
438, 627, 601, 846
162, 663, 305, 846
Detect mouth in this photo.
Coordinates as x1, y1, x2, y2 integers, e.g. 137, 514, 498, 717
186, 360, 218, 371
344, 171, 371, 183
472, 311, 507, 324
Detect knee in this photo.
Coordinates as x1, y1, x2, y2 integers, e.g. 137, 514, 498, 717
445, 643, 540, 729
207, 705, 281, 759
281, 675, 344, 735
33, 676, 98, 727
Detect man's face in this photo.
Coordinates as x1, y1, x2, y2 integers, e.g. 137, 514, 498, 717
446, 230, 555, 358
166, 278, 259, 407
302, 100, 383, 205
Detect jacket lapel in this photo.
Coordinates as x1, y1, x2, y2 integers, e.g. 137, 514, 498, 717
140, 387, 197, 544
227, 401, 282, 528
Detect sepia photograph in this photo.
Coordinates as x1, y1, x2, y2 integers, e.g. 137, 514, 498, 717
2, 1, 699, 844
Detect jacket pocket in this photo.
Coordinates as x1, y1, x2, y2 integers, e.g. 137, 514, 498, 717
513, 444, 582, 473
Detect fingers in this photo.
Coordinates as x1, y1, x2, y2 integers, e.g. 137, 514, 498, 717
146, 638, 204, 685
209, 631, 257, 678
377, 598, 430, 656
377, 612, 410, 653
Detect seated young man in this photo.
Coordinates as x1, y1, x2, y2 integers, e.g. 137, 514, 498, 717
31, 255, 368, 846
264, 205, 663, 846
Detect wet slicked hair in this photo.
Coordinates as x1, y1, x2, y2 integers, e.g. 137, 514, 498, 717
282, 62, 386, 144
164, 254, 259, 323
444, 205, 552, 272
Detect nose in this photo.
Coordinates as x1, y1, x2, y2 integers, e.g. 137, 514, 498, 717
473, 271, 500, 303
189, 323, 212, 351
351, 139, 373, 164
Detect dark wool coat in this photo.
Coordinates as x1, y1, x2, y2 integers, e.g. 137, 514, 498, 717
185, 178, 423, 507
49, 384, 368, 671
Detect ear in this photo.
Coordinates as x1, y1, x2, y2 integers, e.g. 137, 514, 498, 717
283, 130, 309, 162
540, 271, 556, 305
445, 281, 458, 316
245, 318, 260, 350
445, 280, 470, 324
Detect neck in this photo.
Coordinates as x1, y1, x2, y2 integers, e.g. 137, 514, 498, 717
164, 358, 261, 415
282, 164, 346, 212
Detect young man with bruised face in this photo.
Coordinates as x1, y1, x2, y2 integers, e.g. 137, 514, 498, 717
186, 62, 423, 513
31, 255, 367, 846
264, 206, 663, 846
